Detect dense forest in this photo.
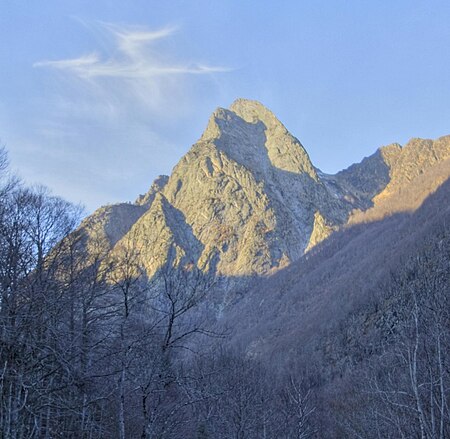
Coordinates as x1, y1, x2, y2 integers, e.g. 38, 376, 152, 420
1, 145, 449, 438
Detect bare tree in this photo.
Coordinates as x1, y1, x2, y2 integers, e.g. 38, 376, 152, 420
0, 183, 83, 438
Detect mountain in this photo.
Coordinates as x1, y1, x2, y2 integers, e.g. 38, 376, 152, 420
109, 99, 354, 279
77, 99, 450, 288
6, 98, 449, 439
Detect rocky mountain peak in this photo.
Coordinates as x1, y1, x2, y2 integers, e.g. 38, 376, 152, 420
229, 98, 279, 125
200, 99, 317, 179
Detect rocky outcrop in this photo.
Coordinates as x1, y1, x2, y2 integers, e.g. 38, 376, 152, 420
135, 175, 169, 207
348, 136, 450, 223
373, 136, 450, 199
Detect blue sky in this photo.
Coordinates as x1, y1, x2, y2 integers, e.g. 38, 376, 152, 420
1, 1, 450, 212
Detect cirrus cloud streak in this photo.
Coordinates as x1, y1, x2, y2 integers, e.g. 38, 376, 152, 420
34, 23, 230, 79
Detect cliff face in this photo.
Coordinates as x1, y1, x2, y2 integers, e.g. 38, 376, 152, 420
76, 99, 450, 282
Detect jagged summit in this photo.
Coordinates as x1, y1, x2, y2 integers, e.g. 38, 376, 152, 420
229, 98, 282, 125
202, 99, 276, 139
201, 98, 276, 143
200, 99, 317, 179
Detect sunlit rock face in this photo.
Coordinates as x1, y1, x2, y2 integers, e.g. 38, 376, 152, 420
344, 136, 450, 224
108, 99, 352, 278
77, 99, 450, 280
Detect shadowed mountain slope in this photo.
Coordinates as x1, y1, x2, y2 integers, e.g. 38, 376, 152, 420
224, 171, 450, 367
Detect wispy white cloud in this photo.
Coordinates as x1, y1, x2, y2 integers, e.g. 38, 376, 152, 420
34, 23, 230, 79
33, 20, 232, 121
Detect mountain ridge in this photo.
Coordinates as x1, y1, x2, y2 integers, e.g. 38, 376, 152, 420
77, 99, 450, 284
